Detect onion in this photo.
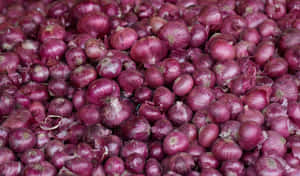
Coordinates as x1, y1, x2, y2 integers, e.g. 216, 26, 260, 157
110, 27, 138, 50
158, 21, 191, 49
272, 74, 298, 103
86, 78, 120, 106
212, 139, 243, 161
167, 152, 195, 174
198, 123, 219, 148
172, 74, 194, 96
209, 39, 236, 62
77, 12, 109, 37
120, 116, 151, 141
238, 122, 263, 150
262, 131, 287, 157
101, 97, 132, 127
167, 101, 192, 126
255, 156, 284, 176
130, 36, 168, 66
163, 130, 189, 155
186, 86, 215, 111
118, 69, 144, 97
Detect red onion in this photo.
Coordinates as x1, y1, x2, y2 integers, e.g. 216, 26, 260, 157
212, 139, 243, 161
130, 36, 168, 66
221, 161, 245, 176
167, 152, 195, 174
264, 57, 288, 78
172, 74, 194, 96
65, 47, 86, 69
152, 118, 174, 140
262, 131, 287, 157
213, 60, 240, 87
198, 5, 222, 26
186, 86, 215, 111
244, 86, 271, 110
0, 52, 20, 73
159, 58, 181, 83
24, 161, 56, 176
238, 107, 265, 125
272, 74, 298, 103
158, 3, 180, 21
77, 12, 109, 37
96, 57, 122, 79
145, 158, 162, 176
159, 21, 191, 49
193, 68, 216, 88
198, 123, 219, 148
110, 27, 138, 50
40, 39, 67, 66
86, 78, 120, 106
209, 39, 236, 62
138, 102, 162, 122
255, 156, 284, 176
288, 102, 300, 127
241, 28, 261, 44
153, 86, 175, 111
209, 101, 231, 123
163, 130, 189, 155
145, 66, 164, 88
120, 116, 151, 141
84, 38, 107, 62
190, 23, 208, 47
0, 147, 15, 165
0, 1, 299, 175
0, 161, 23, 176
121, 140, 148, 159
221, 15, 247, 38
167, 101, 192, 126
220, 120, 241, 141
101, 97, 132, 127
9, 128, 36, 153
198, 152, 219, 169
70, 64, 97, 88
285, 46, 300, 71
48, 97, 73, 117
118, 69, 144, 97
238, 122, 263, 150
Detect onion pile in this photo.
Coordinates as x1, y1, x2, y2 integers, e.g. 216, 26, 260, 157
0, 0, 300, 175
